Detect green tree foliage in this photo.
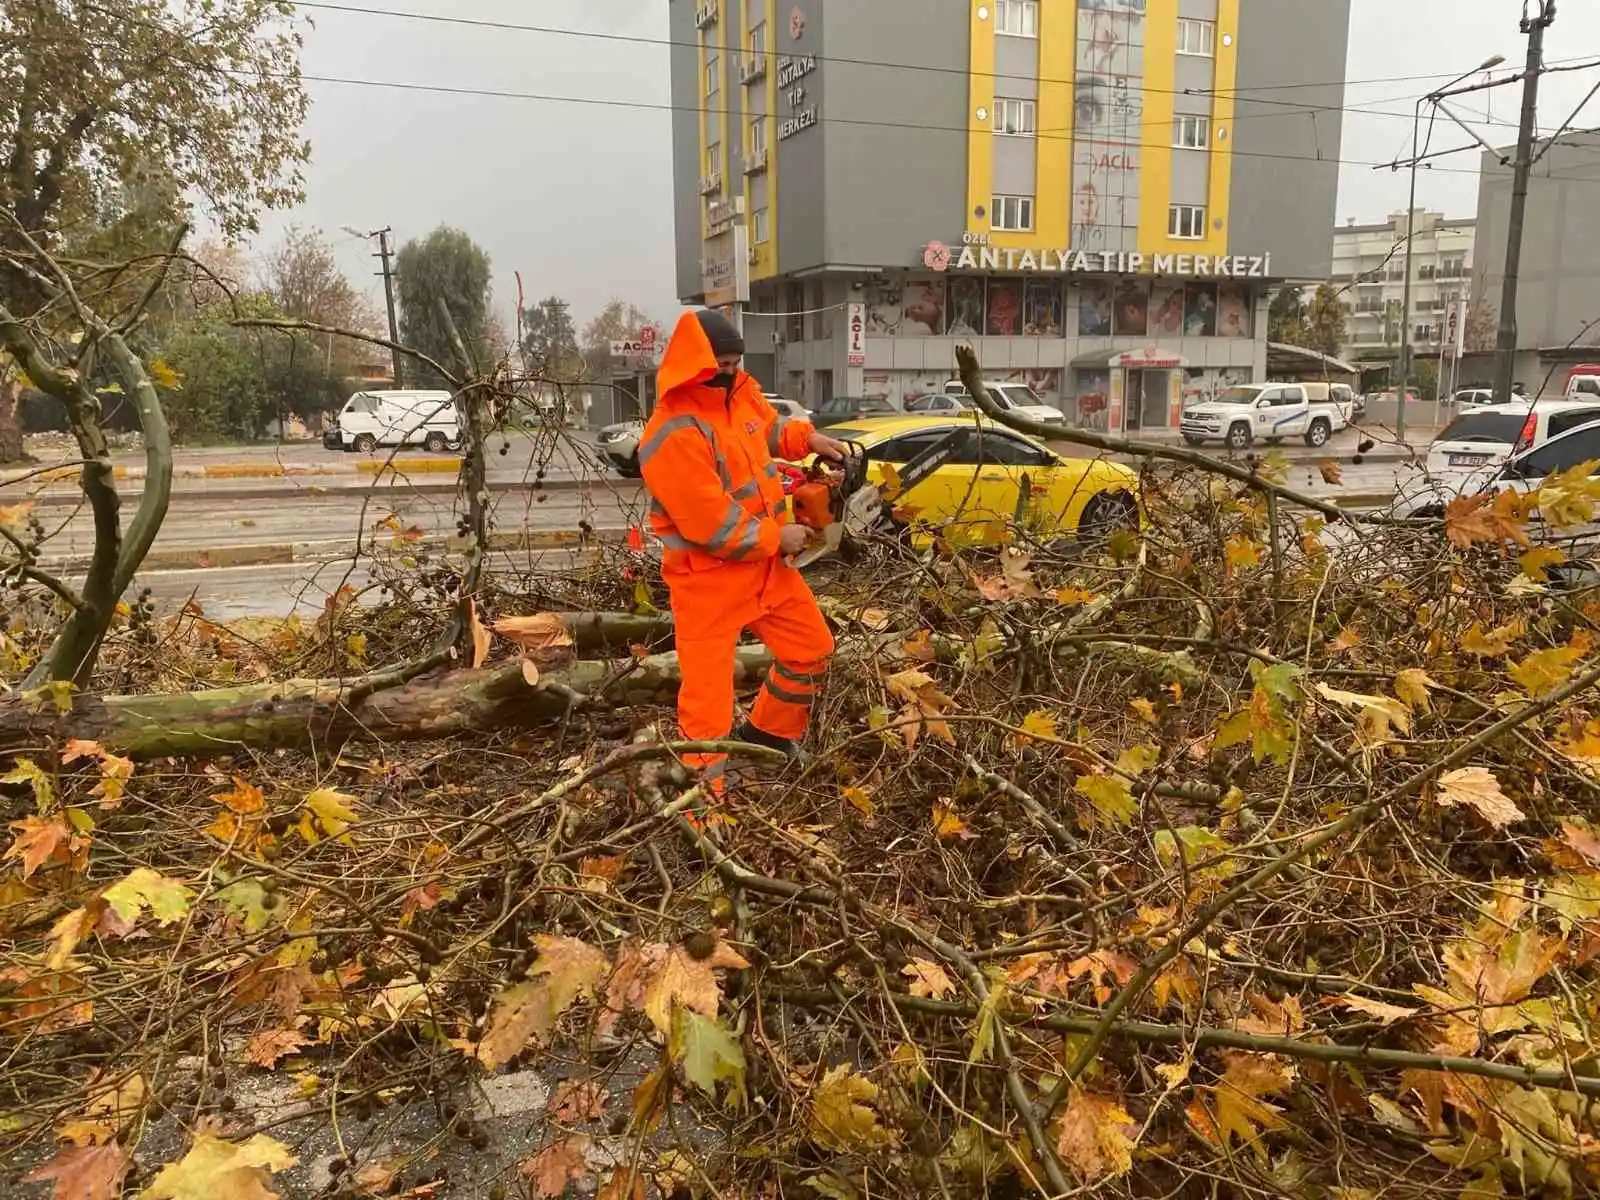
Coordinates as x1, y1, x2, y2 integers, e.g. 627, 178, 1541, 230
522, 295, 584, 384
1267, 288, 1309, 347
156, 314, 271, 443
581, 299, 658, 382
1303, 284, 1349, 358
395, 227, 493, 387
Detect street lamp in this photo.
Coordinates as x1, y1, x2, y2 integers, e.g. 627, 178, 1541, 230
1395, 55, 1505, 441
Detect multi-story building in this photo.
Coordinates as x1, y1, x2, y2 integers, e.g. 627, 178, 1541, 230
1471, 130, 1600, 392
1328, 209, 1476, 364
668, 0, 1351, 432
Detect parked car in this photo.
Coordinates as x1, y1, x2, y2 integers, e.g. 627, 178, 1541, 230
810, 395, 899, 428
822, 415, 1139, 545
1564, 364, 1600, 400
1390, 397, 1600, 516
945, 380, 1066, 426
1180, 382, 1350, 450
905, 393, 973, 414
765, 396, 811, 422
1451, 387, 1528, 409
597, 419, 644, 477
331, 390, 460, 454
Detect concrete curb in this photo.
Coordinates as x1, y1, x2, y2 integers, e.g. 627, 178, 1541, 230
4, 456, 470, 487
40, 527, 633, 574
24, 475, 637, 507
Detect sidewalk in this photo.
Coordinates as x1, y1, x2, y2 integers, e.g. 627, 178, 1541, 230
2, 456, 467, 487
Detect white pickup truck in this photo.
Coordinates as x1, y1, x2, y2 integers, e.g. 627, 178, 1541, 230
1180, 382, 1352, 451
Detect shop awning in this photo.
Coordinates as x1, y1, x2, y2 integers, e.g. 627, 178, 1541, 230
1266, 341, 1360, 377
1071, 346, 1190, 370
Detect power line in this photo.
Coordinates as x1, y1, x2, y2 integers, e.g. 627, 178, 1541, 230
270, 67, 1600, 185
283, 0, 1599, 122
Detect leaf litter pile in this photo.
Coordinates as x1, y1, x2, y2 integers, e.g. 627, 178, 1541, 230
9, 458, 1600, 1198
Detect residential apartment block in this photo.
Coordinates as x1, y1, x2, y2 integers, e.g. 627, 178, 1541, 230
1329, 209, 1476, 364
669, 0, 1350, 431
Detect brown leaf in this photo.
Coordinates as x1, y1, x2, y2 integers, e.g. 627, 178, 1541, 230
1186, 1052, 1293, 1161
467, 599, 490, 669
578, 855, 626, 889
1318, 460, 1343, 486
1445, 491, 1529, 549
25, 1142, 130, 1200
244, 1028, 309, 1069
1066, 949, 1138, 1005
1234, 992, 1306, 1036
493, 613, 574, 654
5, 816, 70, 879
549, 1079, 608, 1124
1332, 994, 1421, 1025
1558, 819, 1600, 868
1054, 1089, 1136, 1183
641, 939, 749, 1034
901, 629, 936, 662
519, 1135, 592, 1198
596, 1167, 646, 1200
902, 958, 956, 999
1434, 767, 1524, 829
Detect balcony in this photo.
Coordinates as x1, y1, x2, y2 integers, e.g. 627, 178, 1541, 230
694, 0, 717, 29
742, 147, 768, 175
740, 55, 766, 84
698, 172, 722, 196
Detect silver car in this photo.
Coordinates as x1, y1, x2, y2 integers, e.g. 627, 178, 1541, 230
597, 419, 643, 477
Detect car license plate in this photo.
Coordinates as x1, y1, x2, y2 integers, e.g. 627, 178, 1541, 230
1448, 453, 1490, 468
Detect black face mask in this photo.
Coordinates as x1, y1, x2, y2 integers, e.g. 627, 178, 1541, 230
708, 371, 737, 390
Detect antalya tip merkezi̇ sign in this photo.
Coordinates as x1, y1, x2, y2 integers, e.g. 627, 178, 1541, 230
923, 238, 1274, 280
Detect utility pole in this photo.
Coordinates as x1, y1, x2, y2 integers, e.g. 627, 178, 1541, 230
1493, 0, 1556, 405
374, 228, 403, 389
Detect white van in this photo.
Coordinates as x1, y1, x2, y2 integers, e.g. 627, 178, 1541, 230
334, 391, 461, 454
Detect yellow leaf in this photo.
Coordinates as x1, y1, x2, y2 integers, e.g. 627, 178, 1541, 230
1461, 621, 1523, 658
142, 1133, 296, 1200
1129, 697, 1158, 725
1018, 709, 1058, 743
1520, 546, 1566, 581
1186, 1052, 1293, 1162
0, 501, 35, 532
1394, 668, 1436, 712
304, 788, 359, 840
1075, 773, 1137, 828
1508, 644, 1584, 696
877, 461, 903, 501
640, 938, 747, 1034
809, 1064, 894, 1153
1224, 535, 1261, 571
931, 802, 972, 841
1536, 459, 1600, 527
1056, 587, 1101, 606
147, 358, 184, 390
884, 668, 934, 705
1445, 491, 1530, 548
1334, 994, 1422, 1025
1054, 1089, 1137, 1183
903, 958, 956, 999
1314, 683, 1411, 743
1434, 767, 1524, 829
102, 868, 192, 925
840, 786, 876, 816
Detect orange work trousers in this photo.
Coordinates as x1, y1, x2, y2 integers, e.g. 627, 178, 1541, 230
666, 555, 834, 787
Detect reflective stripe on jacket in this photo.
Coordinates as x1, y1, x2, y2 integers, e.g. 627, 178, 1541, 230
640, 311, 816, 572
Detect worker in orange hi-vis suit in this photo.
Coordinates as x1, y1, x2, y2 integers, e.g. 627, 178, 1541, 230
639, 309, 848, 790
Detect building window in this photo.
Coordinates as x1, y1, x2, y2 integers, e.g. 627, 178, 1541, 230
991, 194, 1034, 231
749, 20, 766, 57
1169, 204, 1206, 239
754, 206, 769, 244
995, 0, 1039, 37
705, 54, 719, 96
706, 141, 720, 175
1440, 254, 1466, 277
749, 117, 766, 156
1176, 18, 1216, 57
994, 98, 1036, 136
1173, 114, 1211, 149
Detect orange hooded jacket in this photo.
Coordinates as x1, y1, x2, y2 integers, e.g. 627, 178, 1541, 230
639, 312, 817, 573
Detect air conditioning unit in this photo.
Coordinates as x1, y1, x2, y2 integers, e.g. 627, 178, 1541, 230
742, 147, 768, 175
740, 55, 766, 84
694, 0, 718, 29
698, 172, 722, 196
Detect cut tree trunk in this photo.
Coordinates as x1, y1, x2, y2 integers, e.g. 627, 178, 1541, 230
0, 643, 769, 760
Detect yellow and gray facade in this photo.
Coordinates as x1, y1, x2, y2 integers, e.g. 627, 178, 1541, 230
670, 0, 1351, 431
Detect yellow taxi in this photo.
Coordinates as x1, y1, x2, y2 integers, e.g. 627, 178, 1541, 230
818, 414, 1140, 546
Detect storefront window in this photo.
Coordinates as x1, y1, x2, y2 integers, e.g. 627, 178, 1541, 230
1114, 280, 1149, 337
1079, 280, 1112, 336
1184, 283, 1217, 336
986, 280, 1024, 336
1024, 281, 1063, 336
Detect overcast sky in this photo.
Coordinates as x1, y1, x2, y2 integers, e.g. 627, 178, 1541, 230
254, 0, 1600, 330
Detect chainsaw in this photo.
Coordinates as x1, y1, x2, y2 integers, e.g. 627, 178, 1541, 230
788, 428, 972, 569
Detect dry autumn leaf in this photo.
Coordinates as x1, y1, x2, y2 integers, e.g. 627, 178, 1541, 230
520, 1136, 592, 1198
1018, 708, 1058, 742
5, 816, 70, 879
1393, 668, 1436, 712
901, 628, 936, 662
902, 958, 956, 999
809, 1064, 894, 1153
245, 1028, 310, 1069
1333, 994, 1421, 1025
142, 1133, 297, 1200
1444, 492, 1529, 549
1186, 1052, 1294, 1162
641, 938, 749, 1034
549, 1078, 608, 1123
1318, 459, 1343, 486
1461, 621, 1523, 658
1434, 767, 1524, 829
931, 802, 973, 841
25, 1142, 130, 1200
1054, 1088, 1137, 1183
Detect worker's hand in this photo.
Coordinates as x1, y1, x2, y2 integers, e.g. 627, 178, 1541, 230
779, 523, 813, 557
808, 430, 848, 463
